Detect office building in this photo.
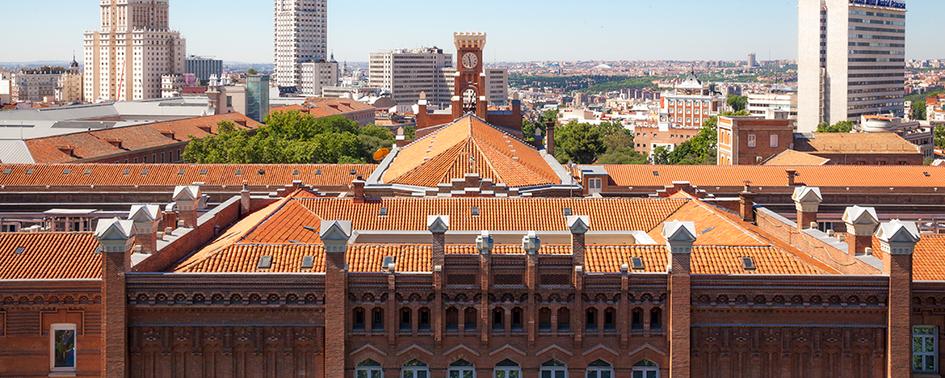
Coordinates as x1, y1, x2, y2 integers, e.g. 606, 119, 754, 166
368, 47, 454, 107
485, 68, 509, 106
300, 59, 339, 97
747, 92, 797, 119
747, 52, 758, 68
186, 56, 223, 83
245, 75, 271, 122
797, 0, 907, 132
274, 0, 328, 88
13, 62, 82, 104
82, 0, 186, 102
658, 71, 720, 128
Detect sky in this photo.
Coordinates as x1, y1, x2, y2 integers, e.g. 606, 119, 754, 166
2, 0, 943, 64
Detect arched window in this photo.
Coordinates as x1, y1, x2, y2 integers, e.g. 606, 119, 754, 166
557, 308, 571, 332
448, 359, 475, 378
402, 360, 429, 378
446, 307, 459, 331
492, 308, 505, 331
540, 359, 567, 378
631, 360, 659, 378
631, 308, 644, 331
494, 359, 521, 378
464, 307, 477, 331
356, 359, 383, 378
417, 307, 431, 331
650, 308, 663, 331
585, 308, 598, 331
538, 308, 552, 331
372, 308, 385, 331
511, 307, 524, 331
353, 307, 366, 331
603, 308, 616, 331
586, 360, 613, 378
400, 308, 412, 331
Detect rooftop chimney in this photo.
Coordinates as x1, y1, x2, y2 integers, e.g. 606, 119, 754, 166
127, 204, 161, 255
545, 119, 556, 157
522, 231, 541, 255
842, 206, 880, 256
876, 219, 920, 377
172, 185, 202, 228
792, 186, 822, 231
476, 231, 494, 255
351, 179, 366, 203
567, 215, 590, 266
786, 169, 798, 186
427, 215, 450, 267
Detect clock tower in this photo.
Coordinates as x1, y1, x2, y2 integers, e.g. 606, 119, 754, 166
451, 32, 488, 119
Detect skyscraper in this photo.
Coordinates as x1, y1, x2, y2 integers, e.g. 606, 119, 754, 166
797, 0, 906, 132
368, 47, 454, 107
83, 0, 186, 102
274, 0, 328, 88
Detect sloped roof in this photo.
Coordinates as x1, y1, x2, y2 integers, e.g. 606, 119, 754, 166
23, 113, 262, 163
272, 97, 376, 116
0, 232, 101, 280
874, 234, 945, 281
764, 149, 831, 166
169, 190, 829, 275
381, 115, 560, 188
794, 132, 920, 155
599, 165, 945, 189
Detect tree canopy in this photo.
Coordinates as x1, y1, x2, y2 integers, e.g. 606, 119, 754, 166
657, 116, 719, 165
726, 95, 748, 113
551, 120, 646, 165
935, 125, 945, 150
816, 120, 855, 133
182, 112, 394, 164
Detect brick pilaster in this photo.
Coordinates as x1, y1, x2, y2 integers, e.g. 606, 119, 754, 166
663, 221, 696, 378
95, 219, 134, 378
477, 231, 493, 346
876, 220, 919, 377
320, 220, 351, 378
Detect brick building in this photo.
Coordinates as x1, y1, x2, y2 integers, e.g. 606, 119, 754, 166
3, 109, 945, 377
272, 97, 377, 126
717, 116, 795, 165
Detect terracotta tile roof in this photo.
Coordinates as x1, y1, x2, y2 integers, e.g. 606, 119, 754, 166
795, 132, 920, 155
169, 190, 827, 275
271, 97, 375, 117
296, 196, 687, 232
599, 165, 945, 189
764, 149, 831, 166
0, 163, 374, 189
23, 113, 262, 163
874, 234, 945, 281
381, 115, 560, 188
0, 232, 101, 280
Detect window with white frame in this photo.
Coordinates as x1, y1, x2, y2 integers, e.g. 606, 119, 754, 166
50, 323, 77, 372
770, 134, 779, 148
585, 360, 613, 378
747, 134, 757, 148
588, 178, 602, 194
356, 359, 384, 378
631, 360, 659, 378
494, 359, 521, 378
448, 360, 475, 378
914, 326, 938, 373
402, 360, 429, 378
540, 360, 567, 378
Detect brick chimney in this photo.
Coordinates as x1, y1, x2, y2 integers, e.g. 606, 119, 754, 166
566, 215, 590, 266
350, 179, 366, 203
172, 185, 201, 228
842, 206, 879, 256
128, 204, 161, 255
476, 231, 494, 255
320, 220, 352, 378
663, 220, 696, 378
875, 220, 920, 377
739, 184, 755, 222
94, 218, 134, 378
522, 231, 541, 255
395, 127, 409, 148
427, 215, 449, 268
786, 169, 798, 186
240, 181, 251, 214
791, 186, 822, 231
545, 119, 556, 157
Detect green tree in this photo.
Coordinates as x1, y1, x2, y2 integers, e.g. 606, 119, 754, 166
913, 99, 927, 121
247, 68, 258, 76
553, 121, 605, 164
816, 120, 855, 133
523, 109, 558, 144
651, 146, 671, 165
597, 147, 648, 164
660, 116, 719, 165
935, 125, 945, 150
726, 95, 748, 112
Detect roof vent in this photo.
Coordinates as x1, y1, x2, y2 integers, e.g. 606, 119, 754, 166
924, 172, 931, 177
83, 168, 92, 176
2, 168, 11, 175
742, 256, 756, 271
303, 225, 317, 232
315, 169, 322, 176
292, 169, 300, 176
62, 168, 71, 175
234, 169, 242, 176
140, 168, 149, 176
631, 256, 644, 270
349, 169, 357, 176
301, 256, 315, 270
258, 169, 266, 175
563, 208, 573, 217
14, 246, 25, 255
198, 169, 208, 175
471, 207, 480, 217
379, 207, 388, 217
177, 168, 186, 176
257, 256, 273, 269
652, 171, 660, 177
25, 169, 33, 175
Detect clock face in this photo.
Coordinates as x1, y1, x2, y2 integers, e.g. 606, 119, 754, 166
462, 52, 479, 69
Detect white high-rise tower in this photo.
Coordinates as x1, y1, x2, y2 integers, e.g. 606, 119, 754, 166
274, 0, 329, 88
797, 0, 906, 132
83, 0, 186, 102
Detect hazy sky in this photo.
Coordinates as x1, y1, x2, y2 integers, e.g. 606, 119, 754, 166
2, 0, 943, 63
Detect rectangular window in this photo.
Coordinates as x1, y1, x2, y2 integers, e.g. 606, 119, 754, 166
914, 326, 938, 373
588, 178, 602, 194
770, 134, 779, 148
50, 324, 77, 372
747, 134, 757, 148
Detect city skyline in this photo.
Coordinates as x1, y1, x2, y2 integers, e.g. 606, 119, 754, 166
3, 0, 945, 64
